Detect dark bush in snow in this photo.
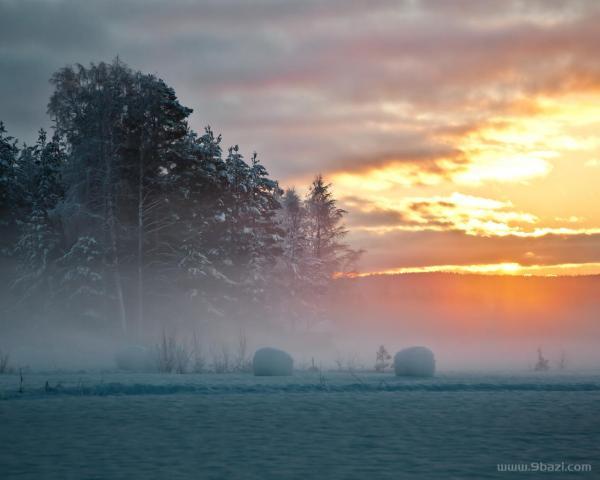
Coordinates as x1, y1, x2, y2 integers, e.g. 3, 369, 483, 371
253, 347, 293, 376
394, 346, 435, 377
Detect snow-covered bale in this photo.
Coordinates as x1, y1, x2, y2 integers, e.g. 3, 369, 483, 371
115, 345, 155, 372
394, 346, 435, 377
253, 347, 293, 376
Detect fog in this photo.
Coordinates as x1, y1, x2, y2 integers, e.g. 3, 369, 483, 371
330, 273, 600, 371
1, 60, 597, 377
2, 272, 599, 373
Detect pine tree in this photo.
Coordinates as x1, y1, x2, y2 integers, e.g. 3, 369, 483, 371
306, 175, 361, 275
4, 58, 366, 339
121, 71, 193, 337
48, 60, 193, 337
0, 122, 18, 228
12, 130, 64, 304
301, 175, 362, 328
306, 175, 347, 266
280, 188, 306, 272
168, 127, 231, 319
49, 60, 133, 335
56, 236, 106, 326
217, 147, 283, 318
271, 188, 312, 328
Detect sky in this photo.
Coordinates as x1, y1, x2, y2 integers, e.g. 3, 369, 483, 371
1, 0, 600, 276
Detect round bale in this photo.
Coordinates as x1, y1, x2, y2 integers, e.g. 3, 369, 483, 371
394, 346, 435, 377
253, 347, 293, 376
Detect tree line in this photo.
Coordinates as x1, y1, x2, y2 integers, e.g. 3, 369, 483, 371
0, 59, 360, 340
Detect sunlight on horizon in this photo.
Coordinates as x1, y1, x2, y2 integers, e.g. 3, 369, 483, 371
340, 262, 600, 278
326, 92, 600, 276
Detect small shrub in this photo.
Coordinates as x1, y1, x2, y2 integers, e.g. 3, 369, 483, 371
190, 331, 205, 373
211, 345, 231, 373
375, 345, 391, 372
233, 332, 252, 373
174, 344, 191, 374
156, 331, 177, 373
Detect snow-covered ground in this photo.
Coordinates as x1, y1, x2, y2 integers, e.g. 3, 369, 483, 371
1, 371, 598, 479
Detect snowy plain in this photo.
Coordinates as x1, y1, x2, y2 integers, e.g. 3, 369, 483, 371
1, 371, 599, 479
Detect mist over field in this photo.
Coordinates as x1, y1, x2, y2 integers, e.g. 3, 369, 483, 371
2, 265, 599, 372
2, 2, 600, 479
331, 273, 600, 370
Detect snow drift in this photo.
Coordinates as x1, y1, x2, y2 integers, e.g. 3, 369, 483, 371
394, 346, 435, 377
253, 347, 293, 376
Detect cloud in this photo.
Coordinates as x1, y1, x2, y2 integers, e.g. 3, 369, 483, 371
349, 228, 600, 272
345, 193, 535, 234
3, 0, 600, 171
3, 0, 600, 274
344, 192, 600, 239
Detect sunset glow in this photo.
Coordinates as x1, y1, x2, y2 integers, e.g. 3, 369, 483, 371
346, 262, 600, 278
3, 4, 600, 477
332, 90, 600, 275
4, 0, 600, 278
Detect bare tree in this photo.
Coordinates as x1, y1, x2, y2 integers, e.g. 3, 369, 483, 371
156, 330, 176, 373
0, 350, 11, 374
534, 347, 550, 372
233, 331, 251, 372
211, 344, 231, 373
174, 343, 191, 374
375, 345, 391, 372
190, 330, 206, 373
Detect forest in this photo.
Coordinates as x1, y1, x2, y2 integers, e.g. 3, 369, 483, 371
0, 59, 360, 344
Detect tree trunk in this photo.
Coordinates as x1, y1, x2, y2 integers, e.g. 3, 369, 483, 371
137, 145, 144, 340
104, 128, 128, 337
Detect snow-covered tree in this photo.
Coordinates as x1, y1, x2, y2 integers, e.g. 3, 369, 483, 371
120, 70, 193, 337
48, 60, 193, 337
0, 122, 19, 254
302, 175, 361, 326
270, 188, 313, 328
56, 236, 106, 326
49, 60, 134, 334
0, 122, 18, 227
12, 131, 64, 304
168, 127, 231, 318
305, 174, 352, 273
270, 178, 361, 330
201, 146, 283, 319
4, 58, 365, 340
